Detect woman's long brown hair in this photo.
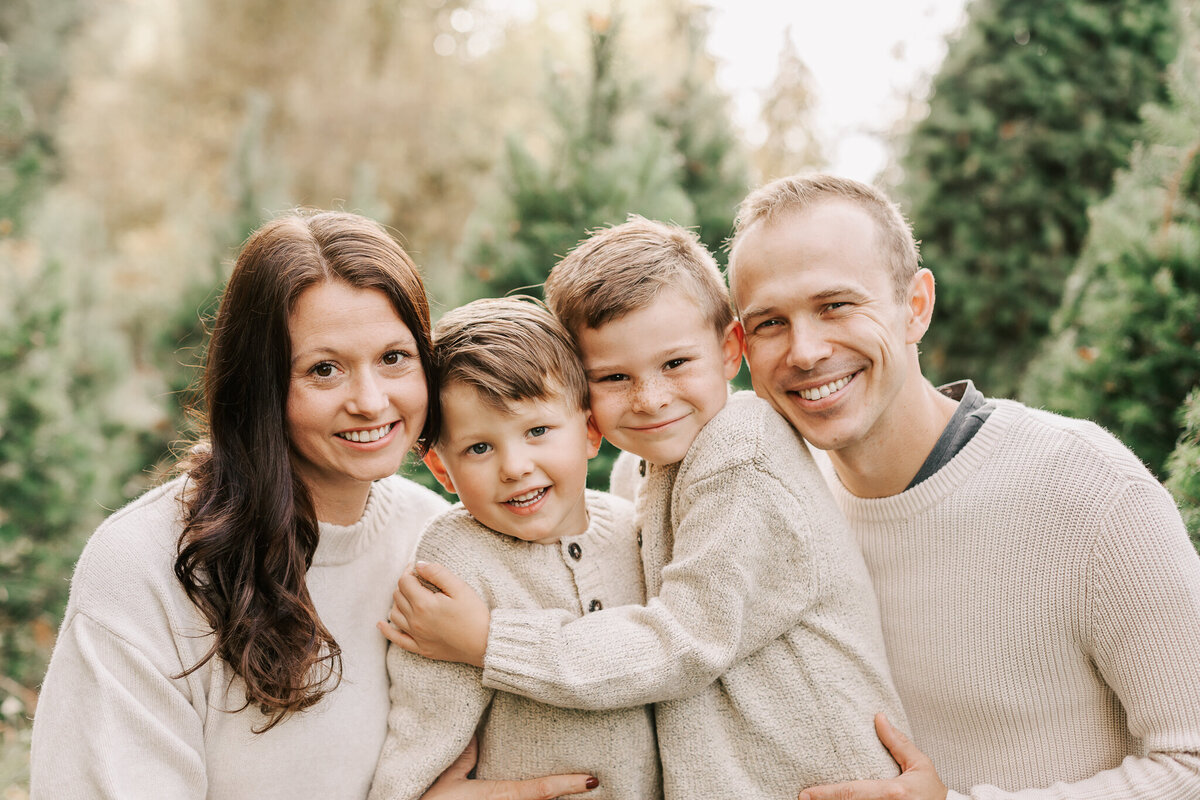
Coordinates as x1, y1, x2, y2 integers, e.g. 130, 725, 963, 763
175, 211, 438, 732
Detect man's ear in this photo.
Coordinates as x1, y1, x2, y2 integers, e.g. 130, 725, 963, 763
422, 449, 458, 494
584, 412, 603, 459
905, 268, 936, 345
722, 320, 745, 380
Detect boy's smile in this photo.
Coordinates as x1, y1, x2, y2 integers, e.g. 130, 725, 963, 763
577, 287, 742, 466
425, 384, 601, 544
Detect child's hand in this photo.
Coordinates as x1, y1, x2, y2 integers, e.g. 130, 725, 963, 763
377, 561, 491, 667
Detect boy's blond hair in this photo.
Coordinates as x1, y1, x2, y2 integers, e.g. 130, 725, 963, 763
729, 173, 920, 302
429, 297, 588, 443
546, 215, 733, 338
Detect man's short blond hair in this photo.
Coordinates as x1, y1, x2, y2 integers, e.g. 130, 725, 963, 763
728, 173, 921, 301
546, 215, 733, 338
429, 297, 587, 444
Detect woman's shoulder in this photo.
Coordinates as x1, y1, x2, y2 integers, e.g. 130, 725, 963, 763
372, 474, 450, 528
63, 475, 208, 655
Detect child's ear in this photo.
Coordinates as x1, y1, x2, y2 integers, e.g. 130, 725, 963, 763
721, 320, 743, 381
422, 449, 458, 494
584, 412, 603, 459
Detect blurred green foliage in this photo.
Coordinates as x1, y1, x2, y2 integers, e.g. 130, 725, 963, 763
901, 0, 1178, 398
1166, 388, 1200, 547
1022, 3, 1200, 478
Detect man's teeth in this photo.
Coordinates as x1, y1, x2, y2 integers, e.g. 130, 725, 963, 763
337, 423, 393, 443
507, 488, 547, 507
799, 375, 852, 401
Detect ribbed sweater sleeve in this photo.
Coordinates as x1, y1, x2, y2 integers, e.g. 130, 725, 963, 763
484, 434, 823, 709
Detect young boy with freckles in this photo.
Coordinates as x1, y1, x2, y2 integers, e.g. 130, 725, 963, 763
386, 217, 909, 800
370, 298, 661, 800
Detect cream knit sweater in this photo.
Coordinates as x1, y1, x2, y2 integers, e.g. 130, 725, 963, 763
822, 399, 1200, 799
30, 474, 448, 800
369, 490, 660, 800
483, 391, 907, 799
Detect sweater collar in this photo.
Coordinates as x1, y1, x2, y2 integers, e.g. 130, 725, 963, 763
825, 400, 1024, 524
313, 478, 395, 566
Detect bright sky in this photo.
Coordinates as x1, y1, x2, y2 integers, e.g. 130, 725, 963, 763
703, 0, 969, 180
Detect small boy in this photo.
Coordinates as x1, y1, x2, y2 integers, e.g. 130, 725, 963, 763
369, 298, 661, 800
387, 217, 909, 800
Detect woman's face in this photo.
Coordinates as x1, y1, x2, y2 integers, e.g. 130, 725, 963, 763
285, 280, 428, 522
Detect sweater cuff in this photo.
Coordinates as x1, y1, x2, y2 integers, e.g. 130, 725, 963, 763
481, 607, 564, 693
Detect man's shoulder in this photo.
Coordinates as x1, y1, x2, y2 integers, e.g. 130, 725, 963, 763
991, 399, 1156, 484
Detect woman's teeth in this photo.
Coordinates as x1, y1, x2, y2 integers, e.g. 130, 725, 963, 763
337, 423, 393, 443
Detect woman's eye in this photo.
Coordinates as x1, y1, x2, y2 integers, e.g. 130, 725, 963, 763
529, 426, 548, 438
382, 351, 402, 366
468, 442, 491, 456
311, 362, 336, 378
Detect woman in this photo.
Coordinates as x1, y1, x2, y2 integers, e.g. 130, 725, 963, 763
29, 211, 594, 799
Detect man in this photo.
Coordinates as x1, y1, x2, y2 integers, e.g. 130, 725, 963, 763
727, 173, 1200, 800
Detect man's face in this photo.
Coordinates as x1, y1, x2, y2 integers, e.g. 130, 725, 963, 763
732, 201, 921, 460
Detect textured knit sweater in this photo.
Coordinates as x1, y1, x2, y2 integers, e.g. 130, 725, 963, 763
821, 399, 1200, 800
369, 490, 660, 800
483, 391, 907, 799
30, 474, 448, 800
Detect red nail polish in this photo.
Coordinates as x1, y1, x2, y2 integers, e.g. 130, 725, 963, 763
585, 777, 599, 790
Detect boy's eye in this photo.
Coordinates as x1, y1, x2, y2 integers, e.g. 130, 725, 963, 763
595, 373, 628, 383
467, 442, 491, 456
664, 358, 687, 370
528, 426, 548, 438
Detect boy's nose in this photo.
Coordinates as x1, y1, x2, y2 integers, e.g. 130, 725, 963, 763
631, 377, 670, 413
499, 447, 534, 481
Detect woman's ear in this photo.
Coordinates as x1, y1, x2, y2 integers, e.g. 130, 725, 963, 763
422, 449, 458, 494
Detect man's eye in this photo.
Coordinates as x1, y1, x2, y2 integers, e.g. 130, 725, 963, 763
529, 426, 548, 438
754, 319, 782, 333
468, 443, 491, 455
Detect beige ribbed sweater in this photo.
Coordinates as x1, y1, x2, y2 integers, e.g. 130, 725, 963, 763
483, 391, 907, 799
30, 474, 448, 800
369, 490, 661, 800
823, 399, 1200, 799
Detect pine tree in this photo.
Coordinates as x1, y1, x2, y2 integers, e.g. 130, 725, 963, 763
1166, 387, 1200, 550
900, 0, 1177, 397
1021, 0, 1200, 477
755, 31, 825, 182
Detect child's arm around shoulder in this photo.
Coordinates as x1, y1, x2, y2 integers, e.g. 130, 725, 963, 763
479, 402, 833, 709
